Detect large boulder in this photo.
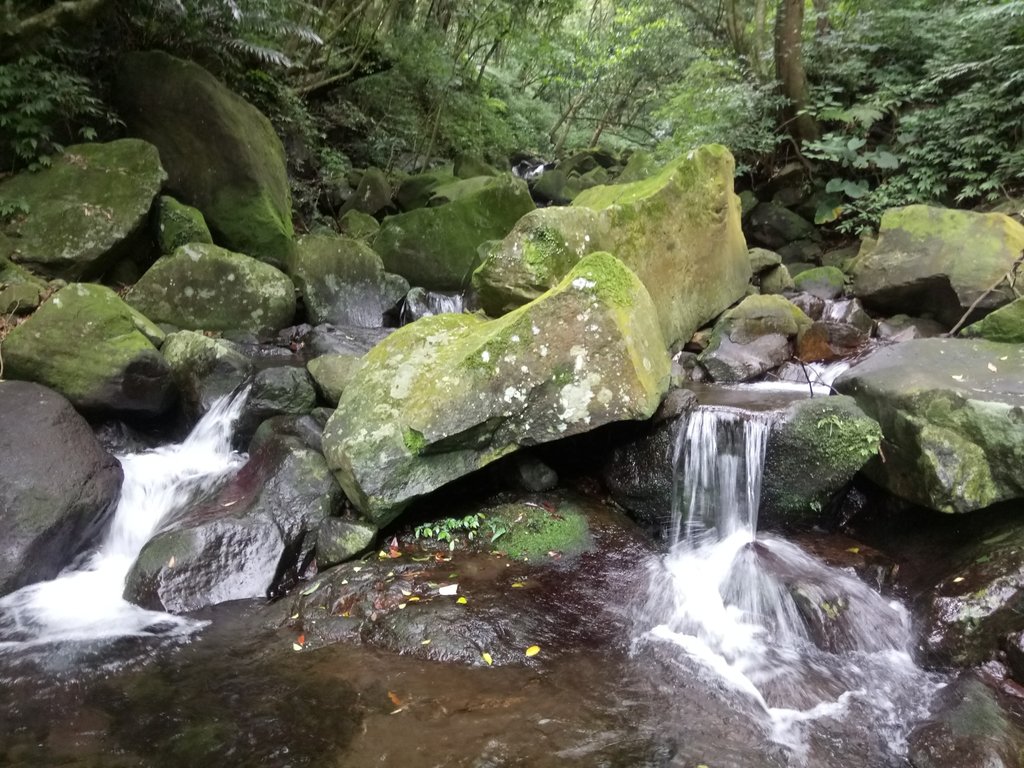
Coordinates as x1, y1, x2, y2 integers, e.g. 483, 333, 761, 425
851, 205, 1024, 327
124, 418, 342, 612
746, 202, 820, 251
116, 51, 295, 266
473, 145, 750, 348
0, 139, 166, 280
323, 252, 671, 525
0, 381, 123, 595
373, 173, 535, 290
288, 234, 395, 327
835, 338, 1024, 513
153, 195, 213, 255
961, 297, 1024, 343
161, 330, 253, 419
2, 284, 176, 416
126, 243, 295, 333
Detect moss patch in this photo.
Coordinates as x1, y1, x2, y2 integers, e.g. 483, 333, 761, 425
487, 502, 593, 560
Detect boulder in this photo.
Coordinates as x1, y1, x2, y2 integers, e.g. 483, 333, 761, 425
758, 264, 795, 295
116, 51, 295, 266
236, 366, 318, 444
821, 298, 874, 334
475, 146, 751, 348
617, 150, 657, 184
3, 284, 176, 416
760, 396, 881, 529
153, 195, 213, 255
0, 256, 48, 315
698, 294, 812, 383
876, 314, 947, 340
323, 252, 670, 524
337, 209, 380, 242
748, 247, 783, 274
126, 243, 295, 333
0, 381, 123, 595
746, 202, 820, 250
373, 174, 534, 290
298, 323, 393, 358
306, 353, 363, 406
124, 421, 342, 612
0, 139, 166, 280
394, 170, 456, 212
315, 517, 377, 569
289, 234, 393, 327
338, 167, 393, 218
851, 205, 1024, 326
530, 169, 578, 205
400, 287, 465, 322
792, 266, 846, 300
796, 321, 870, 363
453, 155, 498, 179
835, 338, 1024, 513
603, 420, 680, 531
961, 297, 1024, 343
161, 330, 253, 418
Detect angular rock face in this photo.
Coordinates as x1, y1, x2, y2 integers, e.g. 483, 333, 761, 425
3, 284, 176, 416
746, 201, 819, 251
0, 381, 123, 595
126, 243, 295, 333
835, 338, 1024, 513
0, 139, 166, 280
851, 205, 1024, 326
153, 195, 213, 255
961, 297, 1024, 343
474, 146, 750, 348
374, 173, 535, 290
323, 252, 670, 525
116, 51, 295, 266
161, 330, 253, 419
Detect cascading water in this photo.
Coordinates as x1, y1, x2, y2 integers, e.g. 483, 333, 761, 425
0, 389, 249, 650
637, 405, 942, 763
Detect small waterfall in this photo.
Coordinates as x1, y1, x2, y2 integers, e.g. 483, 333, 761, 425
0, 389, 249, 648
638, 405, 940, 761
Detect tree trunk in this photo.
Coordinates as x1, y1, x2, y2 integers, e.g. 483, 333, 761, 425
774, 0, 818, 145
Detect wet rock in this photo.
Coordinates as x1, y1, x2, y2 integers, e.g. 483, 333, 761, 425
746, 202, 820, 250
337, 209, 380, 242
789, 291, 826, 320
306, 353, 363, 406
153, 195, 213, 255
323, 253, 669, 525
876, 314, 947, 340
316, 517, 376, 569
2, 284, 176, 417
748, 247, 783, 274
161, 330, 252, 419
962, 296, 1024, 343
835, 338, 1024, 513
792, 266, 847, 300
603, 419, 679, 531
851, 205, 1024, 326
821, 298, 874, 334
299, 323, 392, 358
0, 381, 123, 596
127, 243, 296, 333
236, 366, 317, 443
401, 287, 465, 322
0, 139, 166, 280
760, 396, 881, 529
795, 321, 869, 363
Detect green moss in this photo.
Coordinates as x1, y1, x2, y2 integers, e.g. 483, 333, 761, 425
403, 426, 427, 455
154, 195, 213, 254
796, 404, 882, 467
961, 298, 1024, 343
489, 502, 593, 559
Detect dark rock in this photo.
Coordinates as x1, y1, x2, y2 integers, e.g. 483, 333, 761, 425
236, 366, 317, 444
876, 314, 947, 340
510, 454, 559, 493
316, 517, 376, 569
603, 419, 681, 531
796, 321, 870, 363
161, 330, 253, 420
299, 323, 394, 358
747, 202, 820, 250
777, 239, 824, 265
792, 266, 846, 300
338, 167, 394, 218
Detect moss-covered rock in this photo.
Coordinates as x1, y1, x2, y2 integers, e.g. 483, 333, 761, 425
530, 169, 580, 205
792, 265, 846, 300
453, 155, 498, 179
472, 207, 611, 315
759, 264, 795, 295
315, 517, 377, 568
0, 139, 166, 280
153, 195, 213, 254
306, 353, 363, 406
0, 256, 49, 315
339, 167, 393, 218
289, 233, 393, 327
760, 396, 881, 529
481, 501, 593, 560
748, 247, 783, 274
323, 252, 670, 524
835, 338, 1024, 513
116, 51, 295, 267
373, 173, 535, 290
161, 330, 252, 419
394, 170, 456, 212
961, 297, 1024, 343
746, 202, 820, 250
851, 205, 1024, 326
337, 209, 380, 242
698, 294, 812, 383
617, 151, 657, 184
2, 284, 176, 416
127, 243, 295, 333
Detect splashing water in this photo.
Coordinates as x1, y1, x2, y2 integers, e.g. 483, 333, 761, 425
637, 405, 941, 762
0, 389, 249, 649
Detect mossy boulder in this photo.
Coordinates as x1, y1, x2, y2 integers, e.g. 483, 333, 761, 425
746, 202, 820, 250
307, 353, 363, 406
339, 167, 393, 218
453, 155, 498, 179
337, 210, 380, 242
617, 151, 657, 184
0, 256, 49, 315
760, 396, 881, 529
322, 252, 670, 525
472, 206, 611, 315
851, 205, 1024, 326
316, 517, 377, 568
2, 284, 176, 416
373, 174, 535, 290
161, 330, 252, 419
394, 170, 456, 212
961, 297, 1024, 343
116, 51, 295, 267
530, 169, 580, 205
835, 338, 1024, 513
126, 243, 295, 333
698, 294, 812, 383
792, 265, 846, 300
759, 264, 795, 295
289, 234, 393, 327
0, 139, 166, 280
748, 247, 783, 274
153, 195, 213, 254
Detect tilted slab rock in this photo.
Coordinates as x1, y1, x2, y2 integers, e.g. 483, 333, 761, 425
835, 338, 1024, 513
323, 252, 670, 525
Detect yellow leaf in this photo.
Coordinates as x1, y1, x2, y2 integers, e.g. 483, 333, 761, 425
511, 582, 525, 588
525, 645, 540, 657
456, 596, 468, 604
292, 643, 303, 652
408, 596, 420, 602
952, 576, 965, 583
421, 639, 431, 645
988, 363, 998, 372
846, 547, 860, 554
482, 652, 493, 666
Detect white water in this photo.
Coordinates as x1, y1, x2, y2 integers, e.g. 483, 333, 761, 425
639, 405, 940, 762
0, 390, 248, 648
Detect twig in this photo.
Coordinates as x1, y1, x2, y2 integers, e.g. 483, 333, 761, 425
945, 251, 1024, 337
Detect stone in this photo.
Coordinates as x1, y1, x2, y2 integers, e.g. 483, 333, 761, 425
153, 195, 213, 254
289, 233, 393, 327
236, 366, 318, 444
116, 51, 295, 266
530, 169, 578, 205
0, 381, 123, 596
374, 173, 535, 290
821, 298, 874, 334
126, 243, 296, 333
834, 338, 1024, 513
400, 287, 465, 323
698, 294, 812, 383
796, 321, 870, 363
738, 190, 758, 219
778, 240, 824, 265
760, 396, 881, 529
323, 252, 670, 524
298, 323, 393, 358
876, 314, 947, 340
510, 454, 559, 493
3, 284, 176, 416
792, 266, 846, 300
746, 202, 820, 250
453, 155, 498, 179
789, 292, 826, 320
339, 167, 393, 218
161, 330, 252, 419
603, 419, 680, 531
758, 264, 795, 295
961, 297, 1024, 343
306, 353, 363, 406
394, 170, 456, 212
0, 257, 48, 314
748, 247, 782, 274
337, 209, 380, 242
316, 517, 377, 568
851, 205, 1024, 326
0, 139, 166, 280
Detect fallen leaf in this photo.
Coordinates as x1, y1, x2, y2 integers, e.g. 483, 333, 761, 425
456, 596, 468, 604
400, 589, 412, 596
388, 691, 403, 707
297, 633, 305, 645
846, 547, 860, 554
951, 374, 965, 382
482, 652, 493, 666
408, 596, 420, 602
398, 603, 407, 610
952, 576, 965, 583
438, 583, 459, 596
292, 643, 303, 652
525, 645, 540, 657
988, 363, 998, 372
421, 639, 431, 645
353, 566, 363, 573
300, 581, 322, 596
511, 582, 525, 588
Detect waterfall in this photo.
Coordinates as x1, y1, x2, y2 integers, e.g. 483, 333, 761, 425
0, 389, 249, 649
638, 405, 941, 761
